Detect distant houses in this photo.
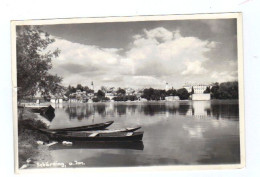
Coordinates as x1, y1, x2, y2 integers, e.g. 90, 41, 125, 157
20, 82, 214, 105
68, 89, 94, 103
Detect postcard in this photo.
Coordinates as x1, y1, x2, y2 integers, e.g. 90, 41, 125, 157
11, 13, 245, 173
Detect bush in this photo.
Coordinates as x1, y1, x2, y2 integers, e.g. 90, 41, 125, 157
177, 88, 190, 100
113, 95, 138, 101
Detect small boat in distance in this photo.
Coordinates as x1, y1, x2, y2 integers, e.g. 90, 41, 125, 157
49, 131, 144, 142
45, 121, 114, 132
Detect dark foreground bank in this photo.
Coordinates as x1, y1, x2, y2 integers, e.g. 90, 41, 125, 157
18, 109, 51, 168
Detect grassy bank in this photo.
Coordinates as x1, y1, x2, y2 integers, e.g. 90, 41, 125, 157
18, 109, 51, 168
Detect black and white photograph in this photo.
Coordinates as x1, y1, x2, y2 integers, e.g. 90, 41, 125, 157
12, 13, 244, 172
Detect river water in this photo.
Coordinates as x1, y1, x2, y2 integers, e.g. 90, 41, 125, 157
47, 100, 240, 167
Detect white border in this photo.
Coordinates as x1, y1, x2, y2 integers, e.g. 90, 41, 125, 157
11, 13, 245, 174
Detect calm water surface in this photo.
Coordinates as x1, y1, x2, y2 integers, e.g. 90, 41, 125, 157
48, 100, 240, 167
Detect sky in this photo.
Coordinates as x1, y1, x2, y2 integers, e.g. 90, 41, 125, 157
41, 18, 238, 90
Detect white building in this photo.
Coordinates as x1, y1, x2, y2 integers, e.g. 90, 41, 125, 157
183, 83, 209, 94
183, 83, 211, 101
125, 87, 135, 96
105, 92, 116, 100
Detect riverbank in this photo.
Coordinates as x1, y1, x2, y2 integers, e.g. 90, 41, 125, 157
18, 109, 51, 168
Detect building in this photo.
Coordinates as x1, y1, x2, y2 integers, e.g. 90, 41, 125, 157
183, 83, 209, 94
105, 92, 116, 100
69, 89, 88, 103
125, 87, 135, 96
183, 83, 211, 101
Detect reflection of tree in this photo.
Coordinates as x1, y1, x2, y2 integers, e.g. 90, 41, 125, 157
184, 101, 239, 120
116, 105, 127, 116
211, 102, 239, 120
62, 101, 239, 121
65, 106, 92, 120
126, 105, 138, 115
141, 104, 180, 116
94, 104, 106, 118
178, 105, 190, 115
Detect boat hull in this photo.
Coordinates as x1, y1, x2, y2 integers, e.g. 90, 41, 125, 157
46, 121, 114, 132
40, 126, 141, 134
49, 132, 143, 142
49, 141, 144, 150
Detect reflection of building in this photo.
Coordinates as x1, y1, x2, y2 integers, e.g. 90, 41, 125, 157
186, 101, 211, 118
192, 94, 210, 101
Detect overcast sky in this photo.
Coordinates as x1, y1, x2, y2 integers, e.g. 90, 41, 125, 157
41, 18, 238, 90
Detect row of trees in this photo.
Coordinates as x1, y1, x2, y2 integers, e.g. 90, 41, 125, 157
210, 81, 239, 99
141, 88, 190, 100
138, 81, 238, 101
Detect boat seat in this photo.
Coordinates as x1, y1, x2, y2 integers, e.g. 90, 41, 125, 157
89, 133, 99, 137
126, 132, 133, 136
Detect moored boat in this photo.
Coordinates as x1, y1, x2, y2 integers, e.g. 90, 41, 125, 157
25, 105, 49, 113
40, 126, 141, 134
45, 121, 114, 132
49, 131, 143, 142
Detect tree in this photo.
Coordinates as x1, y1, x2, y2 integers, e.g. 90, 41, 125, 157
177, 88, 190, 100
97, 90, 105, 98
203, 86, 210, 93
116, 88, 126, 96
219, 81, 238, 99
83, 86, 94, 93
16, 26, 62, 100
166, 89, 177, 96
141, 88, 154, 100
76, 84, 84, 91
191, 86, 194, 94
210, 82, 220, 99
101, 86, 107, 93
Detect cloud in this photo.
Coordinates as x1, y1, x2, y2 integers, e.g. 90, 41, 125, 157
210, 71, 237, 82
144, 27, 173, 42
181, 61, 207, 75
46, 27, 237, 89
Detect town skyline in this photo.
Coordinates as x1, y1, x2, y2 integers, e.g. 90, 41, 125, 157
42, 19, 238, 89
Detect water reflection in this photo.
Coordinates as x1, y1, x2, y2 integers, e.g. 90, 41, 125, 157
48, 100, 240, 166
55, 100, 239, 121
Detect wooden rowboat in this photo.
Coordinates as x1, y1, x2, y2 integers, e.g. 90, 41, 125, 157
44, 121, 114, 132
40, 126, 141, 134
49, 131, 144, 142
